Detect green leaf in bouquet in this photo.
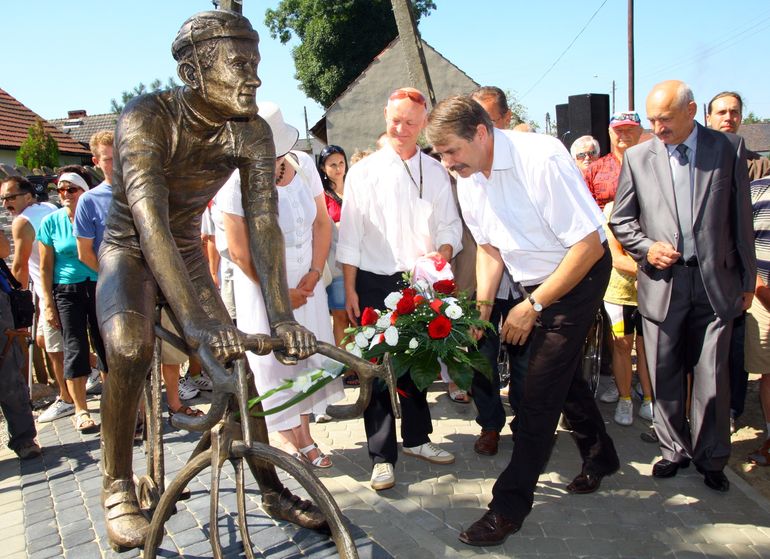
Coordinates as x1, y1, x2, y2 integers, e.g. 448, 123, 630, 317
445, 358, 474, 391
466, 349, 493, 380
408, 350, 441, 391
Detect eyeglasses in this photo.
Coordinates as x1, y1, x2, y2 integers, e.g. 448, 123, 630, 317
0, 192, 25, 202
57, 186, 81, 195
320, 145, 345, 158
609, 111, 641, 125
575, 151, 597, 160
389, 89, 427, 108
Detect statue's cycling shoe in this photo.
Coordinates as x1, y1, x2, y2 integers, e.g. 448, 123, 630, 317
102, 478, 149, 550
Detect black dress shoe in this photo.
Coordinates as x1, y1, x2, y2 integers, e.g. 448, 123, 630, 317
695, 466, 730, 492
566, 472, 604, 494
459, 509, 521, 547
652, 458, 690, 478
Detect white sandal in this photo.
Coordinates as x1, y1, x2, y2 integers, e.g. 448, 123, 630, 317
299, 443, 332, 468
74, 411, 98, 433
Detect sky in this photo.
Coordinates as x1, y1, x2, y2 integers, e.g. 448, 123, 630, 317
4, 0, 770, 135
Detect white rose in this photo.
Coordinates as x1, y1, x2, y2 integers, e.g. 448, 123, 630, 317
445, 304, 463, 319
346, 342, 363, 358
384, 326, 399, 346
355, 331, 369, 348
376, 313, 392, 329
293, 373, 314, 393
384, 291, 403, 310
363, 326, 376, 339
408, 337, 419, 350
444, 297, 459, 305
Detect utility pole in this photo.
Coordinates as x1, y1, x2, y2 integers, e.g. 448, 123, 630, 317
390, 0, 437, 108
628, 0, 635, 110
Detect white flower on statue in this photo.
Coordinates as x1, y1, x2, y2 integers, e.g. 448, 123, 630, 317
376, 313, 392, 329
384, 326, 399, 346
293, 373, 314, 393
346, 342, 363, 358
445, 304, 463, 319
355, 332, 369, 348
384, 291, 403, 310
409, 337, 419, 349
362, 326, 376, 339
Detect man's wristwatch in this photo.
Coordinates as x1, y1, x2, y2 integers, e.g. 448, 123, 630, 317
528, 294, 543, 313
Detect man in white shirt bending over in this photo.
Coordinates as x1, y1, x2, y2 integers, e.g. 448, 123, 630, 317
337, 87, 462, 491
427, 95, 619, 547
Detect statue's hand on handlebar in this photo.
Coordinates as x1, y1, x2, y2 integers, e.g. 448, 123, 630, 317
183, 318, 244, 364
272, 321, 316, 364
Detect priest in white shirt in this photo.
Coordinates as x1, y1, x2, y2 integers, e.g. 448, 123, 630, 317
337, 87, 462, 492
427, 95, 619, 547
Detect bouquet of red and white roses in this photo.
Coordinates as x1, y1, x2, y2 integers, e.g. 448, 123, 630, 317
344, 274, 493, 392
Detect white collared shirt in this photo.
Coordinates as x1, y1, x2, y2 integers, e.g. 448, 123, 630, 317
457, 129, 605, 286
337, 144, 462, 275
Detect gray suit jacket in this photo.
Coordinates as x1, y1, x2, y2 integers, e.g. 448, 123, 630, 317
609, 123, 756, 322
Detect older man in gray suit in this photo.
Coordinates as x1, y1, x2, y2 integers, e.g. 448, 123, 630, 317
610, 80, 756, 492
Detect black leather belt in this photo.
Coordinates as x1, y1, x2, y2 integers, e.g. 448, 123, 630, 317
674, 256, 699, 267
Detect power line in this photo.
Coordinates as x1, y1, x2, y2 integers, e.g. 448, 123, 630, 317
641, 12, 770, 78
520, 0, 610, 101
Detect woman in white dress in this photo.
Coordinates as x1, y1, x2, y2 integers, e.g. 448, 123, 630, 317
217, 102, 343, 468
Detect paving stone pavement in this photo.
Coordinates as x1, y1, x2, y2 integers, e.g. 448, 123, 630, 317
2, 376, 770, 558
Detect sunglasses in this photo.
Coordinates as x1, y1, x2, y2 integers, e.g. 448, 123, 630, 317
610, 112, 641, 125
0, 192, 26, 202
57, 186, 81, 195
575, 151, 597, 160
389, 89, 427, 108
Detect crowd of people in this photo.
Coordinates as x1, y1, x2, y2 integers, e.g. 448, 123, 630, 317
0, 28, 766, 550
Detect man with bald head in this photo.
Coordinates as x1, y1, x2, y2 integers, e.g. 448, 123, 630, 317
611, 80, 756, 492
338, 87, 462, 491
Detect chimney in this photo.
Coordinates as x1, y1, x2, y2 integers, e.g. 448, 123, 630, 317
67, 110, 87, 119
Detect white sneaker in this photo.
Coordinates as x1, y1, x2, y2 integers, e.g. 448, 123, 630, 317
599, 383, 620, 403
614, 399, 634, 426
370, 463, 395, 491
86, 368, 102, 395
178, 377, 200, 400
38, 398, 75, 423
185, 373, 213, 391
638, 399, 654, 421
402, 442, 455, 464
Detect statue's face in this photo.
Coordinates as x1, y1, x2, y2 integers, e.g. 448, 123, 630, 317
200, 38, 261, 119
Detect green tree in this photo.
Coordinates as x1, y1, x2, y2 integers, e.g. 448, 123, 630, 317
110, 77, 178, 113
265, 0, 436, 108
16, 118, 59, 169
504, 90, 538, 131
743, 112, 770, 124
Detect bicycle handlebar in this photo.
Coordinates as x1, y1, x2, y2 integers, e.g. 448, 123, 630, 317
157, 327, 400, 433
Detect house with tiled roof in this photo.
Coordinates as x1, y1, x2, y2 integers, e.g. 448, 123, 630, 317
0, 88, 91, 168
740, 123, 770, 157
50, 110, 118, 147
309, 37, 478, 156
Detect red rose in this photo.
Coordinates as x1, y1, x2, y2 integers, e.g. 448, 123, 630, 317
361, 307, 379, 326
402, 287, 417, 298
427, 315, 452, 339
413, 295, 425, 306
433, 279, 456, 295
396, 295, 416, 314
390, 311, 399, 325
429, 299, 444, 314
